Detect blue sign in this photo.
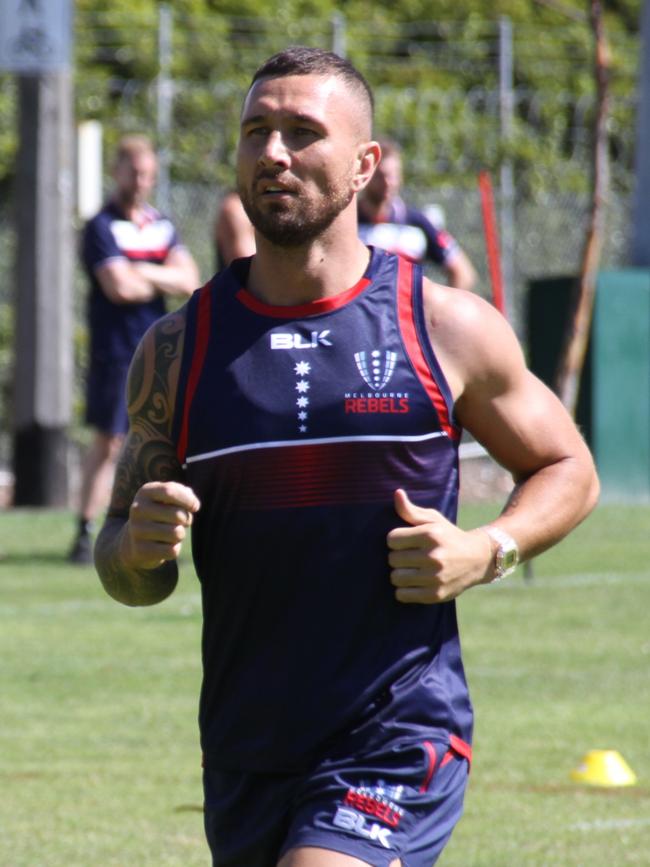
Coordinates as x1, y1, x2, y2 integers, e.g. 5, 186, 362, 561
0, 0, 72, 72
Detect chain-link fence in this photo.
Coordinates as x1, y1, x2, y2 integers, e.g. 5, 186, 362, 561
0, 9, 641, 475
69, 9, 638, 300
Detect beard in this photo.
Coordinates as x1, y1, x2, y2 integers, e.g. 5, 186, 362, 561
238, 175, 354, 247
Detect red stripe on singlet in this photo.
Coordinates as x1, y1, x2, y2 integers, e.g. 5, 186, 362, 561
176, 283, 212, 464
396, 256, 459, 441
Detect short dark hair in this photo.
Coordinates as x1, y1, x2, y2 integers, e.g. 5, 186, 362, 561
250, 45, 374, 119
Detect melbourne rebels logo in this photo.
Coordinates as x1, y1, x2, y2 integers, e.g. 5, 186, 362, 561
345, 348, 409, 414
354, 350, 397, 390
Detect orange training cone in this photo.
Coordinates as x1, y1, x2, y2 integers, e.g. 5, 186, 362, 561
570, 750, 638, 787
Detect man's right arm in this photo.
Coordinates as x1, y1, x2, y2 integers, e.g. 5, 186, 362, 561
97, 250, 200, 305
132, 246, 200, 299
94, 309, 200, 606
95, 258, 160, 304
215, 192, 256, 267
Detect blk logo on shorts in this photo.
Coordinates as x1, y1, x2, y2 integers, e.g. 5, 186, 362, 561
332, 806, 393, 849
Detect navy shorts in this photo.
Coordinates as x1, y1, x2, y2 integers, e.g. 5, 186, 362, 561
85, 359, 130, 435
203, 734, 471, 867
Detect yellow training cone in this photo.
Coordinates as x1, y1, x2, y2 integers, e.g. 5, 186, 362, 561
570, 750, 638, 787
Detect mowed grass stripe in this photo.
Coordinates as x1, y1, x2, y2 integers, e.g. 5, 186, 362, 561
2, 571, 648, 618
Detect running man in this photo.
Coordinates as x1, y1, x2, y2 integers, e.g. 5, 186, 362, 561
94, 47, 599, 866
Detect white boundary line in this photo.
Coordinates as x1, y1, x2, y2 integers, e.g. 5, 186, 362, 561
569, 817, 650, 833
0, 592, 202, 617
502, 572, 650, 589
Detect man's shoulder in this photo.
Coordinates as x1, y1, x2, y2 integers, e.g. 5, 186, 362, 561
399, 201, 439, 232
84, 202, 115, 232
87, 201, 172, 229
422, 276, 488, 320
141, 202, 175, 226
147, 304, 190, 347
423, 280, 501, 359
127, 308, 190, 397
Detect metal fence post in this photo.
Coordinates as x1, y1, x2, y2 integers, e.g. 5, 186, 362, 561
13, 71, 74, 506
156, 3, 173, 215
499, 16, 516, 328
332, 12, 347, 58
631, 0, 650, 265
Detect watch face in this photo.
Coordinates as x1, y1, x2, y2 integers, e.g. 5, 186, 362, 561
500, 547, 519, 571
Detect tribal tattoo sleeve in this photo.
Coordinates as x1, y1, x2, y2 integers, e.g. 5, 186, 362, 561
108, 310, 187, 517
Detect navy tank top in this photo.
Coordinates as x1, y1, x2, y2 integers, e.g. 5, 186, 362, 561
173, 247, 473, 772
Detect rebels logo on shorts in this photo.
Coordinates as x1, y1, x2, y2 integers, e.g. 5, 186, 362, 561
342, 786, 404, 827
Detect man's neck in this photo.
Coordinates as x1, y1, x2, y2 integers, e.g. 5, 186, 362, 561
246, 232, 371, 307
113, 196, 149, 226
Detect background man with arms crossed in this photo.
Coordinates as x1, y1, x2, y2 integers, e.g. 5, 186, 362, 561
94, 47, 599, 867
68, 135, 199, 564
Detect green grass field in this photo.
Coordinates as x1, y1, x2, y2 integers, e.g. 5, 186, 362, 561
1, 504, 649, 866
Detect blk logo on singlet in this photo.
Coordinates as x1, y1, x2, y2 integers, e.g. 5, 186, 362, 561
270, 330, 332, 350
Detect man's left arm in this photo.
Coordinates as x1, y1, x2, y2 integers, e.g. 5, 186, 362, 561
418, 213, 477, 292
444, 248, 477, 292
388, 286, 599, 603
215, 192, 256, 267
134, 246, 200, 299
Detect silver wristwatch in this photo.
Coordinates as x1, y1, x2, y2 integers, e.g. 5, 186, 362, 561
485, 527, 519, 582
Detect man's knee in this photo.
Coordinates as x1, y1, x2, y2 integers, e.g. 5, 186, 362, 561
93, 431, 124, 461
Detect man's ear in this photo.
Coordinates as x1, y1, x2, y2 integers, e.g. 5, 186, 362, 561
352, 140, 381, 193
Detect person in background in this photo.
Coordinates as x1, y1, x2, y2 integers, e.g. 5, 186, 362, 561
357, 136, 477, 290
213, 189, 256, 269
93, 47, 598, 866
68, 134, 199, 565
